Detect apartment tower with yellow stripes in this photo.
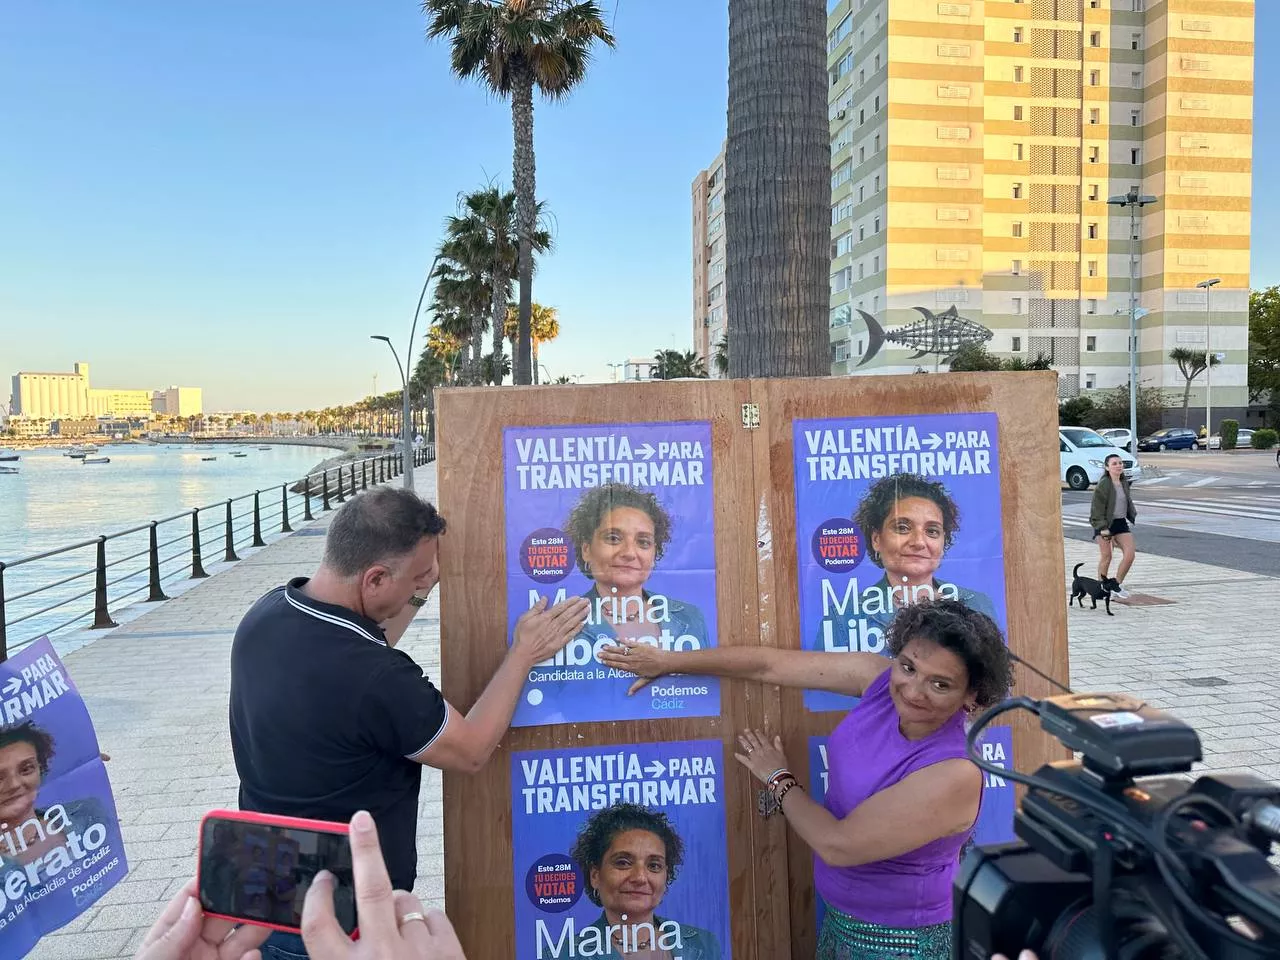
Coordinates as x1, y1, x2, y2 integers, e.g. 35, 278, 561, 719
812, 0, 1253, 415
820, 0, 1254, 411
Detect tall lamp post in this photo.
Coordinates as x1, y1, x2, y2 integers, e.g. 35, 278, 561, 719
1196, 277, 1221, 445
370, 255, 442, 493
1106, 189, 1158, 458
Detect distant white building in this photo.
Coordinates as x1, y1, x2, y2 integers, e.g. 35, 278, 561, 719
622, 358, 659, 381
152, 386, 203, 417
9, 362, 202, 420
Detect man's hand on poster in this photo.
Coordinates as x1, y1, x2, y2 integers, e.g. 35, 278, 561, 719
598, 637, 671, 695
733, 729, 791, 784
133, 879, 271, 960
301, 811, 467, 960
511, 596, 590, 664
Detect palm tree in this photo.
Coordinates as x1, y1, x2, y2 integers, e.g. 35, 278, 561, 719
424, 0, 615, 385
713, 333, 729, 377
457, 186, 553, 383
726, 0, 828, 377
1170, 347, 1221, 427
653, 350, 708, 380
504, 301, 560, 383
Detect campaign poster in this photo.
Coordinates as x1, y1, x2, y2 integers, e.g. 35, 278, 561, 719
807, 726, 1014, 930
793, 413, 1007, 712
512, 739, 730, 959
0, 637, 127, 956
503, 422, 719, 727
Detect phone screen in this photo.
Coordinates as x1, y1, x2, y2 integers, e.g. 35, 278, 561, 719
198, 814, 357, 934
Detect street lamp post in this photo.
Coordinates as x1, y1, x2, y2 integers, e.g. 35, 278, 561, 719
1106, 189, 1158, 459
370, 254, 442, 493
1196, 277, 1221, 445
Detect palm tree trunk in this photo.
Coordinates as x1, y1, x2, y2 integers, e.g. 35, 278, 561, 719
470, 308, 486, 385
491, 268, 508, 384
533, 340, 540, 384
726, 0, 830, 378
512, 65, 536, 386
1182, 379, 1192, 427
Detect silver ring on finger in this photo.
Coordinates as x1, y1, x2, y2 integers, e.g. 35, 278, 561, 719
398, 911, 427, 929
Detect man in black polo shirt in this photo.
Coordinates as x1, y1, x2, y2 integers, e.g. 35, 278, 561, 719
229, 486, 588, 957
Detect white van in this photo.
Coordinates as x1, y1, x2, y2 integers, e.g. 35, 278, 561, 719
1060, 427, 1137, 490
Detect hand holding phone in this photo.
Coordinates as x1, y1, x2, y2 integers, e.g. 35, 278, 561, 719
198, 810, 357, 936
301, 811, 466, 960
134, 878, 270, 960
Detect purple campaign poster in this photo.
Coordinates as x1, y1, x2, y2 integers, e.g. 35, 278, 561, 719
0, 637, 127, 956
793, 413, 1007, 712
503, 422, 719, 727
511, 740, 729, 959
807, 726, 1014, 930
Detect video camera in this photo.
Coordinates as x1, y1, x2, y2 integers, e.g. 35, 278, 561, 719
954, 692, 1280, 959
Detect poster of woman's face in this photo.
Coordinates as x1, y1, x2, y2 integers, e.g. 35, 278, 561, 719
510, 741, 728, 960
793, 413, 1007, 712
502, 421, 720, 727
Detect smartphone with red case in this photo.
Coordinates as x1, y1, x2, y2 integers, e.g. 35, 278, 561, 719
197, 809, 358, 936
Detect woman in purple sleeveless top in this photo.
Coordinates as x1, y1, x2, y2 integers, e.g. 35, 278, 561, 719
600, 598, 1012, 959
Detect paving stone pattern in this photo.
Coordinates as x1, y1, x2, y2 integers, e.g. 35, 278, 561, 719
26, 466, 1279, 956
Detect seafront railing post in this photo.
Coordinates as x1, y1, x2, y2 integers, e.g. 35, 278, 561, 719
252, 491, 266, 547
335, 467, 346, 504
361, 460, 368, 491
0, 564, 9, 662
147, 522, 169, 602
349, 463, 357, 496
280, 484, 293, 533
224, 500, 240, 562
322, 471, 331, 511
303, 476, 315, 521
91, 538, 117, 629
191, 508, 209, 578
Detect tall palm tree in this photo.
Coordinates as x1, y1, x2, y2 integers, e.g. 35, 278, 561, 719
726, 0, 829, 377
713, 333, 729, 377
423, 0, 615, 385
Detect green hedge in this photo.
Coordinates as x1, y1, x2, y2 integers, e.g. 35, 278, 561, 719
1251, 428, 1278, 450
1221, 419, 1239, 451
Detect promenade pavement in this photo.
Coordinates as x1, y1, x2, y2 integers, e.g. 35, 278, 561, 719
26, 464, 1280, 957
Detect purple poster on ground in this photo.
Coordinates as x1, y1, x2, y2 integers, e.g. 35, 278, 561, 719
0, 637, 127, 957
793, 413, 1007, 712
807, 726, 1014, 930
503, 422, 719, 727
511, 739, 730, 959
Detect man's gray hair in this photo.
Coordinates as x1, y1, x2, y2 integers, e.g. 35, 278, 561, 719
323, 487, 447, 577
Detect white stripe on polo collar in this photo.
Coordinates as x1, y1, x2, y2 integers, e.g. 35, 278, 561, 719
285, 590, 386, 646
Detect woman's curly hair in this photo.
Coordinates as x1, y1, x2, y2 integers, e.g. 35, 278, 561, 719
570, 802, 684, 906
853, 473, 960, 567
0, 721, 56, 776
565, 484, 673, 576
886, 598, 1013, 708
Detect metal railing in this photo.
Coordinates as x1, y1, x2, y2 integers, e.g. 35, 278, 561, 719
0, 443, 436, 661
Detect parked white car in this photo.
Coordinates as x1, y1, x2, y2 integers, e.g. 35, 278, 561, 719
1060, 427, 1137, 490
1097, 427, 1133, 452
1197, 428, 1253, 450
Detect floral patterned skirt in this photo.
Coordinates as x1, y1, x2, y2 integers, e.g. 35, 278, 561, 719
816, 902, 952, 960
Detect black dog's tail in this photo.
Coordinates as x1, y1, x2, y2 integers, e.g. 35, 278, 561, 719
1072, 562, 1084, 577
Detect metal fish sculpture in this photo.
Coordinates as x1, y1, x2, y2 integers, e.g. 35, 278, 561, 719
857, 305, 993, 367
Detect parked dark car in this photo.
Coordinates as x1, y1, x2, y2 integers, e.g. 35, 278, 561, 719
1137, 427, 1198, 451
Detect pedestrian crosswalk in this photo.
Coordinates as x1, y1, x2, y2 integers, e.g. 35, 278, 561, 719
1063, 492, 1280, 543
1131, 472, 1279, 489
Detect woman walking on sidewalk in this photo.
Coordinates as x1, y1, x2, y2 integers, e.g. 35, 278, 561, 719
1090, 453, 1137, 599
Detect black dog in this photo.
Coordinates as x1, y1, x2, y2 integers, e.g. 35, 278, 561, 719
1070, 562, 1116, 615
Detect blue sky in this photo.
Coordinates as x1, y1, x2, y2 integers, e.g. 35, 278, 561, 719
0, 2, 1272, 411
